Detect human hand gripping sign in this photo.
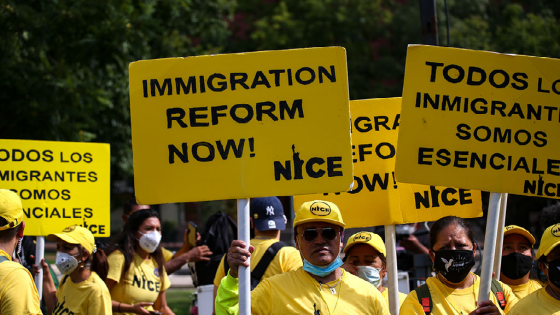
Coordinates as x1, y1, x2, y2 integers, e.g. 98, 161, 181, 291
226, 240, 255, 278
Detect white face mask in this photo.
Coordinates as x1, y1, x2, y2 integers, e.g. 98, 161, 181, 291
138, 231, 162, 253
357, 266, 383, 287
55, 252, 79, 275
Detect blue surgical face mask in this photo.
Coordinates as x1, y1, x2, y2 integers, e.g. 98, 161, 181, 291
357, 266, 382, 287
303, 257, 343, 277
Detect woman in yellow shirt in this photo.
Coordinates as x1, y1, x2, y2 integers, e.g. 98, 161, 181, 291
342, 231, 407, 308
400, 216, 518, 315
39, 225, 112, 314
499, 225, 542, 300
106, 209, 174, 315
508, 223, 560, 314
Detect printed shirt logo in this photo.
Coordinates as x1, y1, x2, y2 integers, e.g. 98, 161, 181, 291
266, 206, 275, 215
353, 233, 372, 242
254, 214, 259, 219
551, 224, 560, 237
310, 202, 331, 216
154, 268, 160, 277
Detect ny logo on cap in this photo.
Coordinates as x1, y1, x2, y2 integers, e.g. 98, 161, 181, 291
266, 206, 275, 216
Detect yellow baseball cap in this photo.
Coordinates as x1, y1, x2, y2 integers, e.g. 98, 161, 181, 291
504, 225, 535, 246
293, 200, 345, 229
537, 223, 560, 259
0, 189, 24, 231
343, 231, 386, 257
47, 225, 96, 254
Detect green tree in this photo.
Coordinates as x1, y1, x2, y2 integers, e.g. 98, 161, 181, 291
0, 0, 234, 182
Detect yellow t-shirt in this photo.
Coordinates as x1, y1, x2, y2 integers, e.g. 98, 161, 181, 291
53, 271, 112, 315
213, 238, 302, 286
381, 286, 407, 308
0, 249, 42, 315
107, 251, 171, 315
507, 279, 542, 300
162, 247, 174, 262
250, 267, 390, 314
508, 287, 560, 315
400, 274, 518, 315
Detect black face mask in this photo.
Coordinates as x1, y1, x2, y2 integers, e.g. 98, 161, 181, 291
547, 258, 560, 288
500, 252, 533, 280
434, 249, 475, 283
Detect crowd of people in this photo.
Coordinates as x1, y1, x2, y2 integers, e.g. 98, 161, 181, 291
1, 189, 559, 314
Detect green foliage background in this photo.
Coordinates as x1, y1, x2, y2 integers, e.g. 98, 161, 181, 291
1, 0, 559, 190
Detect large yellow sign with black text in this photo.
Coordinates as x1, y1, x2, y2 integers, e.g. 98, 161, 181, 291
130, 47, 353, 204
0, 140, 110, 236
294, 98, 482, 228
395, 46, 560, 198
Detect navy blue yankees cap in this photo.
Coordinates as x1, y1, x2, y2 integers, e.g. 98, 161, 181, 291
251, 197, 286, 231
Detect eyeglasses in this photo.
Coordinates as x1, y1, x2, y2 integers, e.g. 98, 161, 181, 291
299, 228, 339, 242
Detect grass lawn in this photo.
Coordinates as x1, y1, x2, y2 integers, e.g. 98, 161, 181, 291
167, 288, 196, 315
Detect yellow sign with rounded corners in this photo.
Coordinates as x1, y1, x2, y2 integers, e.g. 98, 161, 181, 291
294, 98, 482, 228
129, 47, 353, 204
395, 45, 560, 198
0, 140, 110, 236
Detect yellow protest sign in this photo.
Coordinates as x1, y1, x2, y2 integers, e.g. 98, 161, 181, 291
395, 45, 560, 198
129, 47, 353, 204
294, 98, 482, 228
0, 140, 110, 236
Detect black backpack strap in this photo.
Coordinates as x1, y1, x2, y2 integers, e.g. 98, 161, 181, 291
414, 283, 432, 314
223, 253, 230, 277
250, 241, 287, 290
491, 279, 506, 310
0, 256, 9, 263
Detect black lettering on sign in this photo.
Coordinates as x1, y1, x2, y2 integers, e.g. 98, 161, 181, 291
524, 175, 560, 197
168, 138, 255, 164
143, 66, 337, 97
414, 186, 473, 209
165, 99, 304, 128
273, 145, 344, 181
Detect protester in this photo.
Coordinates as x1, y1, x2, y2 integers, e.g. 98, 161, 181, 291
216, 200, 390, 314
106, 209, 174, 315
400, 216, 518, 314
499, 225, 542, 300
36, 225, 112, 314
0, 189, 42, 314
342, 231, 407, 307
212, 197, 302, 312
123, 197, 212, 274
508, 223, 560, 314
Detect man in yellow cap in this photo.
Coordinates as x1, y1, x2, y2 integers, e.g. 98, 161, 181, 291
499, 225, 542, 300
215, 200, 389, 314
342, 231, 407, 307
508, 223, 560, 314
0, 189, 42, 314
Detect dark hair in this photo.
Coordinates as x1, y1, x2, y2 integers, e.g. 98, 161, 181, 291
107, 209, 165, 286
0, 217, 20, 242
540, 203, 560, 229
429, 216, 475, 250
537, 254, 549, 283
124, 197, 139, 215
78, 242, 109, 281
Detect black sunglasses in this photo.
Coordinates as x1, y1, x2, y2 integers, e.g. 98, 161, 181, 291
299, 228, 339, 242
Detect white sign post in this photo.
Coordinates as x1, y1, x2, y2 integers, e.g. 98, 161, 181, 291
34, 236, 45, 299
478, 193, 502, 301
492, 194, 508, 279
385, 225, 399, 315
238, 199, 251, 315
